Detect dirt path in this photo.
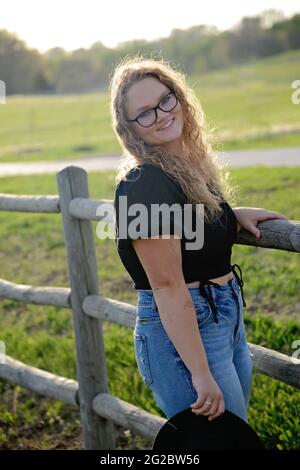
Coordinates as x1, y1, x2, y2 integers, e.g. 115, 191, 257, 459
0, 147, 299, 177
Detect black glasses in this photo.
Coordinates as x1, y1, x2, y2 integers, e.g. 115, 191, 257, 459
126, 90, 178, 128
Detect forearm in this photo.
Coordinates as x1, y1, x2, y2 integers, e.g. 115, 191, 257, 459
152, 281, 210, 376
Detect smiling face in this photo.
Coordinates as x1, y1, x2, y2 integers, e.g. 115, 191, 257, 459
125, 76, 185, 155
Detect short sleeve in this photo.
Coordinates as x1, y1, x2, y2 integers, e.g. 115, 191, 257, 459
114, 164, 186, 250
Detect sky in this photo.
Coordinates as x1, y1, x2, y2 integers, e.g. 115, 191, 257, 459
1, 0, 299, 53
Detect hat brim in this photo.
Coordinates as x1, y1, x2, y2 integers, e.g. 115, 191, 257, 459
152, 408, 265, 450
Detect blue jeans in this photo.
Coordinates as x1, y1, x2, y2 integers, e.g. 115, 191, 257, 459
133, 269, 253, 423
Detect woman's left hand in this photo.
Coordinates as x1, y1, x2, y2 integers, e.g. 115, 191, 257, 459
233, 207, 289, 239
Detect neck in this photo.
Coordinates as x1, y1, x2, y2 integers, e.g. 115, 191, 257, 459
161, 139, 188, 159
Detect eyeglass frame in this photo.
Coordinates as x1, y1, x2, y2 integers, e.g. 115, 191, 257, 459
126, 90, 178, 128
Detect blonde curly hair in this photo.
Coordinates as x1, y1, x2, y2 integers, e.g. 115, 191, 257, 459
109, 53, 238, 223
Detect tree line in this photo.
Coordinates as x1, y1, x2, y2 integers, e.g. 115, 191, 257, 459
0, 9, 299, 95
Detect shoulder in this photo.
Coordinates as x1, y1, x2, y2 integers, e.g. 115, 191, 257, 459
123, 163, 173, 184
222, 200, 234, 213
114, 164, 154, 198
114, 163, 186, 205
222, 200, 238, 226
115, 163, 183, 194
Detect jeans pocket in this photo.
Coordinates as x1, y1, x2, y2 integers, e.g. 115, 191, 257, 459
215, 294, 236, 322
134, 332, 153, 387
194, 302, 212, 326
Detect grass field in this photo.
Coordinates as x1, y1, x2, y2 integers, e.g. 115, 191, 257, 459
0, 167, 300, 449
0, 49, 299, 164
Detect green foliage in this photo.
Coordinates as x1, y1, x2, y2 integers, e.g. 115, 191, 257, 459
1, 12, 299, 94
0, 169, 299, 449
0, 49, 299, 163
242, 314, 300, 449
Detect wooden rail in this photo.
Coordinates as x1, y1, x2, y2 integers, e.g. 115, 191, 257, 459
0, 165, 299, 450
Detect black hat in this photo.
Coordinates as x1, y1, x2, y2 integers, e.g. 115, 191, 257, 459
152, 407, 265, 450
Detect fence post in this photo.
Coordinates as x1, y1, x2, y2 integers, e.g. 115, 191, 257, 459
57, 166, 115, 450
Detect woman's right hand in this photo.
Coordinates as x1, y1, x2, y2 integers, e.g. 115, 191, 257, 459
190, 371, 225, 421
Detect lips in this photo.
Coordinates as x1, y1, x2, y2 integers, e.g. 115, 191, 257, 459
158, 118, 175, 131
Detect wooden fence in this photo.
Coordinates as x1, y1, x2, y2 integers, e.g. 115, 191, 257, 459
0, 165, 299, 449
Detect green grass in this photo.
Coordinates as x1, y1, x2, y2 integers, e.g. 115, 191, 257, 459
0, 49, 299, 163
0, 167, 300, 449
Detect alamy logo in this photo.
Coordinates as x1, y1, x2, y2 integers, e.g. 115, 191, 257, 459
291, 339, 300, 364
0, 80, 6, 104
96, 197, 205, 250
291, 80, 300, 104
0, 341, 6, 365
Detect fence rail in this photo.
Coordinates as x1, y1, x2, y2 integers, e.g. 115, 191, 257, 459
0, 165, 299, 450
0, 193, 60, 212
0, 279, 70, 308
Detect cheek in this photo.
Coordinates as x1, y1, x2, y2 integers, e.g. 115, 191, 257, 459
133, 124, 147, 139
140, 127, 153, 139
134, 126, 156, 143
176, 112, 184, 133
177, 104, 184, 119
174, 103, 184, 123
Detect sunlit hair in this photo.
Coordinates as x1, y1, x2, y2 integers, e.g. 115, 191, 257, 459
109, 53, 238, 223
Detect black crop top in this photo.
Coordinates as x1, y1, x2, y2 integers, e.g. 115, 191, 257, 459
113, 162, 238, 289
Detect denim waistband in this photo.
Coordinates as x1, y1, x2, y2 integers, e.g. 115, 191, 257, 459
198, 264, 246, 324
137, 264, 246, 324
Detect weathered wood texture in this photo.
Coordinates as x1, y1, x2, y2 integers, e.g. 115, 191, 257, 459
57, 166, 115, 450
0, 278, 70, 308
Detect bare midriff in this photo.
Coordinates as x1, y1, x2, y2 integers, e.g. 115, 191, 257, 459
186, 270, 234, 288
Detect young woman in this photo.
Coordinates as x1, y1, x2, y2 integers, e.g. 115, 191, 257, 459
110, 56, 287, 423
